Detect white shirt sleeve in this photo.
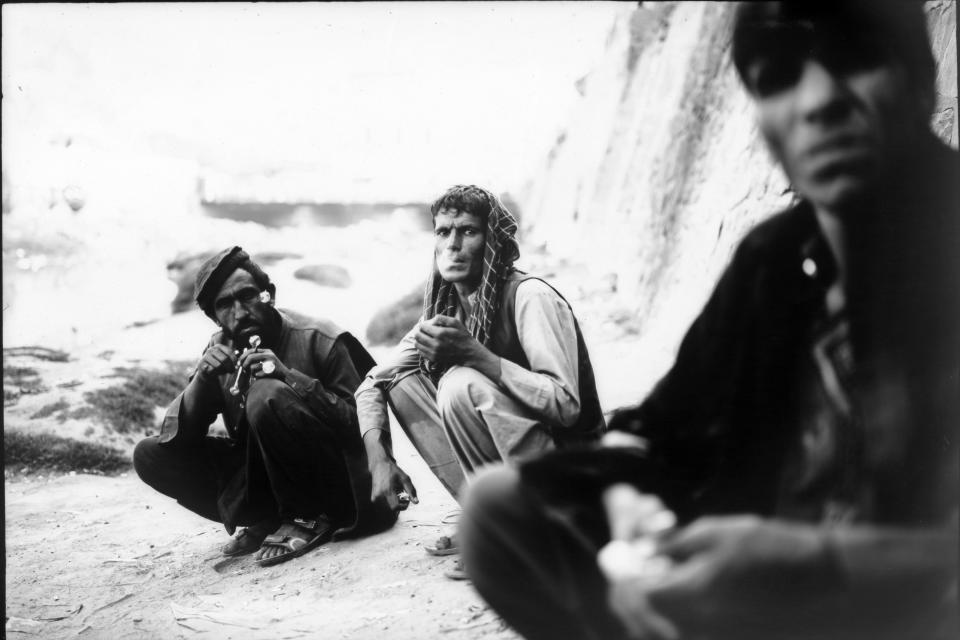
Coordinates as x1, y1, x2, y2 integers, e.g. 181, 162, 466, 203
496, 279, 582, 428
355, 320, 423, 438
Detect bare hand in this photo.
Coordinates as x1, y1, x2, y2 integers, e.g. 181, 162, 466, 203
600, 484, 679, 640
195, 344, 237, 381
238, 347, 290, 382
414, 315, 481, 368
370, 459, 419, 512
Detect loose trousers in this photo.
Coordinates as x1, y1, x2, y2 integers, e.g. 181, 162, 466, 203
134, 379, 354, 532
385, 365, 556, 498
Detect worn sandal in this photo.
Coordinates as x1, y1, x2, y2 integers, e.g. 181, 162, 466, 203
255, 516, 335, 568
222, 521, 276, 557
424, 534, 459, 556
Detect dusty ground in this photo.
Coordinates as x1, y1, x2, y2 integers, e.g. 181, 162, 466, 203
3, 210, 675, 640
5, 412, 513, 640
4, 313, 660, 640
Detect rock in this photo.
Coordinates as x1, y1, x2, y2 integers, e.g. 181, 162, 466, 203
166, 251, 216, 314
251, 251, 303, 266
293, 264, 352, 289
366, 286, 423, 346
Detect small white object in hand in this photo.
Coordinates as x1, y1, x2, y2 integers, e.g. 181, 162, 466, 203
262, 361, 276, 375
598, 538, 673, 583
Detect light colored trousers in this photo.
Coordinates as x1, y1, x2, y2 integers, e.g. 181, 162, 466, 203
385, 366, 556, 500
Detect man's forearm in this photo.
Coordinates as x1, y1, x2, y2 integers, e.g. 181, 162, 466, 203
166, 377, 219, 444
462, 345, 503, 384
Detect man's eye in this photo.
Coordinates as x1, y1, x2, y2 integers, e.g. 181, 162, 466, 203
463, 228, 477, 236
749, 57, 802, 97
237, 289, 260, 304
435, 228, 450, 237
215, 298, 233, 311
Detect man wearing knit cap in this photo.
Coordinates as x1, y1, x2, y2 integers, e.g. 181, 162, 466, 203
355, 185, 605, 575
460, 1, 958, 638
134, 247, 396, 567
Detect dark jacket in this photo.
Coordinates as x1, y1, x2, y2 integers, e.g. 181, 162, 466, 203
611, 139, 959, 527
160, 308, 397, 538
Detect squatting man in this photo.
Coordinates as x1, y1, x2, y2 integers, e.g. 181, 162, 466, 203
355, 184, 605, 575
135, 247, 395, 567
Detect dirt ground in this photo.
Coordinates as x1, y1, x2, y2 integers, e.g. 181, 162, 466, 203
5, 421, 517, 640
3, 236, 669, 640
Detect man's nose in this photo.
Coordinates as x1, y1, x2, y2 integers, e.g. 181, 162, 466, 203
796, 59, 851, 125
446, 232, 462, 252
233, 300, 249, 318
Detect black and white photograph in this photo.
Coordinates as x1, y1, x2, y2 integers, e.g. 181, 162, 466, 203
3, 1, 957, 639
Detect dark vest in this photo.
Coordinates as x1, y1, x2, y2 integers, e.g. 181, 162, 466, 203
487, 272, 606, 446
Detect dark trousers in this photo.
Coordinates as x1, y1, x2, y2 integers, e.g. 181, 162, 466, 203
134, 379, 354, 531
459, 466, 630, 640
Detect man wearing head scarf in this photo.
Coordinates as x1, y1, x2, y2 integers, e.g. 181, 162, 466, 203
459, 2, 958, 638
355, 185, 605, 568
134, 247, 396, 567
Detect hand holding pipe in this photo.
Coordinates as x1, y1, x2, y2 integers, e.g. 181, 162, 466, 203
229, 334, 261, 395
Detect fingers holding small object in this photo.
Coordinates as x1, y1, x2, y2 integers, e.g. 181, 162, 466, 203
396, 491, 411, 510
261, 360, 276, 375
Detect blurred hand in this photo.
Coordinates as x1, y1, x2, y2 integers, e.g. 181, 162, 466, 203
647, 516, 838, 635
195, 344, 237, 382
599, 483, 679, 640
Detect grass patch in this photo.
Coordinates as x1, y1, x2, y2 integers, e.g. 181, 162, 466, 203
366, 286, 424, 346
3, 346, 70, 362
3, 361, 48, 401
4, 430, 129, 475
31, 398, 70, 420
81, 362, 192, 434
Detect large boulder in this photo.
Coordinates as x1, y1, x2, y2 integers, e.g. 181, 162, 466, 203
166, 250, 216, 314
366, 286, 423, 347
293, 264, 352, 289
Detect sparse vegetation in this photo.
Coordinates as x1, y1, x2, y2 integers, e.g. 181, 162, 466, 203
3, 346, 70, 362
5, 430, 129, 475
3, 361, 48, 402
31, 398, 70, 420
366, 286, 424, 346
81, 362, 191, 434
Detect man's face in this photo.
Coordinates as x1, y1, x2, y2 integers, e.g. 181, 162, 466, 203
747, 43, 913, 215
434, 208, 485, 288
212, 269, 273, 345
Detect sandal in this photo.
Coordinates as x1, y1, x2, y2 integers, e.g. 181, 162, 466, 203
424, 534, 459, 556
221, 521, 276, 557
444, 558, 469, 581
255, 516, 335, 567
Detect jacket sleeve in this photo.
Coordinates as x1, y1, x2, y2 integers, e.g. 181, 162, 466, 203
497, 279, 582, 427
284, 335, 365, 435
158, 341, 224, 446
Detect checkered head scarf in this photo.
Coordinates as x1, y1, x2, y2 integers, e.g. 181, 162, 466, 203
420, 185, 520, 381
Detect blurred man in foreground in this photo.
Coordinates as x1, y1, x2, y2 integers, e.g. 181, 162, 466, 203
135, 247, 395, 567
461, 2, 958, 638
355, 185, 605, 573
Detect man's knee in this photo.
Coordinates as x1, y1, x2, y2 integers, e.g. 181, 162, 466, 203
461, 466, 524, 541
133, 435, 163, 486
244, 378, 296, 431
436, 366, 496, 418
